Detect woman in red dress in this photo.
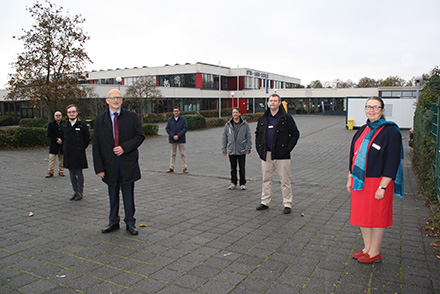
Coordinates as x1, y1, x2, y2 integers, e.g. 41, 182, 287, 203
346, 96, 403, 264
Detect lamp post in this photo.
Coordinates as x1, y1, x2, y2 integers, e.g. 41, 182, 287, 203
116, 76, 122, 90
231, 92, 235, 108
219, 61, 221, 118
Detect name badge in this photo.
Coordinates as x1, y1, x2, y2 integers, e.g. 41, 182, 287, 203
372, 143, 381, 150
75, 128, 81, 131
268, 125, 274, 129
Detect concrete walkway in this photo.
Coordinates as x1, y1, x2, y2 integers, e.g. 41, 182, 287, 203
0, 115, 439, 293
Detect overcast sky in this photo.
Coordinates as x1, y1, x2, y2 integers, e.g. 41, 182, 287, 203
1, 0, 439, 88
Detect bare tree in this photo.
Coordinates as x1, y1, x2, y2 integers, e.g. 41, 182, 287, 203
124, 76, 163, 120
6, 0, 92, 117
381, 75, 406, 87
306, 80, 323, 88
356, 77, 381, 88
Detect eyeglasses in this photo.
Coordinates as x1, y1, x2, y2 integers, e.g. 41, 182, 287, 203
108, 96, 122, 100
365, 105, 382, 111
55, 114, 62, 116
67, 110, 77, 114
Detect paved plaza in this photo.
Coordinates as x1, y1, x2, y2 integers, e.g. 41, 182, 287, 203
0, 115, 439, 293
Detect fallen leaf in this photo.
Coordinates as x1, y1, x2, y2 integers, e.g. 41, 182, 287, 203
28, 212, 34, 217
139, 224, 147, 227
301, 213, 305, 217
12, 173, 17, 175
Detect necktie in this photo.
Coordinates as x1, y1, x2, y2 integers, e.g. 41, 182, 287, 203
114, 112, 119, 147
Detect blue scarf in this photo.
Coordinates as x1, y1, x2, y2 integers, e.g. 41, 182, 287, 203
351, 118, 404, 198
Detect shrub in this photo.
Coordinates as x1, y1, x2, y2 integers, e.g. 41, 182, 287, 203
12, 127, 49, 147
206, 117, 228, 128
184, 114, 206, 130
0, 116, 14, 126
142, 123, 159, 136
19, 117, 47, 128
0, 128, 16, 147
143, 113, 169, 123
242, 113, 263, 122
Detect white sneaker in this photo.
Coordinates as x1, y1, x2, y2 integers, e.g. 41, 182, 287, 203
240, 185, 246, 190
228, 183, 236, 190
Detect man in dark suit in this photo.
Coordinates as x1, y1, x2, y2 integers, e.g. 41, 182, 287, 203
46, 111, 64, 178
93, 89, 145, 235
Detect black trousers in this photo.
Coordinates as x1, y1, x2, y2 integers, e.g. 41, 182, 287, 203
69, 168, 84, 194
108, 156, 136, 226
229, 154, 246, 185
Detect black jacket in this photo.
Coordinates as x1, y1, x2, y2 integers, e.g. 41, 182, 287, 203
61, 120, 89, 169
47, 120, 63, 154
255, 107, 300, 161
93, 108, 145, 186
349, 124, 402, 179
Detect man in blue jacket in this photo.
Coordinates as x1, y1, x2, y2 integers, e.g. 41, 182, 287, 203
166, 106, 188, 173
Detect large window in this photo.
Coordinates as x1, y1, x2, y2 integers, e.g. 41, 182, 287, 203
202, 74, 221, 89
380, 90, 416, 98
159, 74, 196, 88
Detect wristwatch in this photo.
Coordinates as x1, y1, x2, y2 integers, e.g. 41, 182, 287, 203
378, 186, 387, 190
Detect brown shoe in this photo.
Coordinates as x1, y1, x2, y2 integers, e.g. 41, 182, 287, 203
45, 173, 54, 178
183, 168, 188, 174
166, 168, 174, 173
59, 172, 65, 176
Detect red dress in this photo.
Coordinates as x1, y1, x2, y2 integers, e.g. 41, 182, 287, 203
350, 127, 394, 228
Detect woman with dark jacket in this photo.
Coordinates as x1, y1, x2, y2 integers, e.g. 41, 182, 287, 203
347, 96, 403, 264
62, 104, 89, 201
222, 108, 252, 190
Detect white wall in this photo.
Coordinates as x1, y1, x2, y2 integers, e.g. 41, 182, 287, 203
348, 97, 416, 129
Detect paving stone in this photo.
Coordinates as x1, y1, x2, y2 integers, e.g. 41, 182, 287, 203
0, 116, 439, 293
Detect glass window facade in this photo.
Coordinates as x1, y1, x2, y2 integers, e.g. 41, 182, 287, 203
380, 90, 416, 98
159, 74, 196, 88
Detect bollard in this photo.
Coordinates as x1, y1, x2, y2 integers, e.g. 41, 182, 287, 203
348, 119, 354, 130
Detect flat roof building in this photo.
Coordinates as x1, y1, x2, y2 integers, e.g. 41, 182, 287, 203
0, 62, 418, 128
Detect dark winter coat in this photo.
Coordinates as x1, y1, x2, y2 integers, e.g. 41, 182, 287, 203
61, 120, 89, 169
93, 108, 145, 186
255, 107, 300, 161
47, 120, 64, 154
349, 124, 402, 179
166, 116, 188, 143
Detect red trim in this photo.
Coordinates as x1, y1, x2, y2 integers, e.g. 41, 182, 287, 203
156, 76, 160, 86
239, 98, 247, 114
196, 73, 203, 88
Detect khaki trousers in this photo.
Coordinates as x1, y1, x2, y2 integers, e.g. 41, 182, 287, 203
261, 151, 293, 208
169, 143, 187, 170
48, 153, 64, 174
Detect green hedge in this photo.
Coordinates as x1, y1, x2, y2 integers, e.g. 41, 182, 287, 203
412, 67, 440, 203
0, 127, 49, 148
142, 123, 159, 136
142, 108, 236, 123
206, 117, 228, 128
142, 113, 169, 123
19, 117, 47, 128
184, 114, 206, 130
0, 116, 14, 126
0, 128, 16, 147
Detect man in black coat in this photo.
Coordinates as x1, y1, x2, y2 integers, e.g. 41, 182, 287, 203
46, 111, 64, 178
62, 104, 90, 201
255, 94, 300, 214
93, 89, 145, 235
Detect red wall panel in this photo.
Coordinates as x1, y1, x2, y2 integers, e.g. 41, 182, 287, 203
196, 73, 203, 89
